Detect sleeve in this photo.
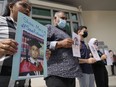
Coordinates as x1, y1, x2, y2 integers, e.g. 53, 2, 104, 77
0, 16, 8, 39
46, 24, 57, 50
97, 50, 103, 57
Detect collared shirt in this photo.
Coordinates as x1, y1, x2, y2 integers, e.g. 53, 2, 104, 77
0, 16, 30, 87
29, 57, 38, 65
80, 41, 93, 74
46, 24, 82, 78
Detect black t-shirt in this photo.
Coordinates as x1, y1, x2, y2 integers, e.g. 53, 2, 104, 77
92, 50, 106, 68
80, 41, 93, 74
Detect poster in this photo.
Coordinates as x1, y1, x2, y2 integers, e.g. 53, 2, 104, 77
11, 12, 47, 80
88, 38, 101, 61
104, 49, 113, 65
72, 32, 81, 57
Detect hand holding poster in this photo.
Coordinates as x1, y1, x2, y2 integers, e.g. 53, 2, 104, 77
88, 38, 101, 61
11, 12, 47, 80
72, 32, 81, 57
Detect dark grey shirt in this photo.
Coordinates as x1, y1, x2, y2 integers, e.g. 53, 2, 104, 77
46, 24, 82, 78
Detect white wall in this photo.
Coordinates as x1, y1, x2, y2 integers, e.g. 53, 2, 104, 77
82, 11, 116, 52
0, 3, 3, 15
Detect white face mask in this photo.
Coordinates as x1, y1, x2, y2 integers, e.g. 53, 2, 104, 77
57, 19, 66, 29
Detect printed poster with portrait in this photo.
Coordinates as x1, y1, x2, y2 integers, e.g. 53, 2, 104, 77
104, 48, 113, 65
72, 32, 81, 57
88, 38, 101, 61
11, 12, 47, 80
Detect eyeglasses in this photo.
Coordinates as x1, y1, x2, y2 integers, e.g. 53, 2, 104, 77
19, 3, 31, 11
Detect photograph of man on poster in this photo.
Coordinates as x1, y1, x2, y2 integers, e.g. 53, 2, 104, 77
19, 36, 43, 76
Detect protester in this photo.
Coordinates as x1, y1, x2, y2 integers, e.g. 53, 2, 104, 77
44, 11, 82, 87
76, 26, 96, 87
92, 38, 109, 87
0, 0, 31, 86
109, 50, 116, 75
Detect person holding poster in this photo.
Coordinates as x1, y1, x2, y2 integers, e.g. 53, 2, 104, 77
0, 0, 31, 87
76, 26, 96, 87
109, 50, 116, 75
20, 38, 43, 76
91, 38, 109, 87
45, 11, 82, 87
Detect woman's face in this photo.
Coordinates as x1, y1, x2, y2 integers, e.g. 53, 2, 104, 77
10, 0, 31, 21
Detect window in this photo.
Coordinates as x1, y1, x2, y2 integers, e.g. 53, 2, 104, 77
73, 22, 79, 33
32, 18, 51, 25
65, 22, 71, 36
32, 7, 51, 17
71, 13, 78, 20
31, 6, 81, 37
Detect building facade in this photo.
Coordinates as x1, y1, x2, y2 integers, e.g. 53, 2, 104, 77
0, 0, 83, 36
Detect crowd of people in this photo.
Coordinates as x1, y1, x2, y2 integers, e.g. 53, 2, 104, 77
0, 0, 115, 87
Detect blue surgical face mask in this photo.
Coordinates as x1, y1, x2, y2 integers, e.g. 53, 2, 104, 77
57, 19, 66, 29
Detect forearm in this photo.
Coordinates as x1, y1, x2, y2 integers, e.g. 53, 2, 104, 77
48, 38, 73, 50
79, 59, 88, 64
79, 58, 96, 64
56, 41, 63, 48
47, 40, 63, 50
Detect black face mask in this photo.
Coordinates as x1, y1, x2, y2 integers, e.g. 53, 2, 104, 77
82, 31, 88, 38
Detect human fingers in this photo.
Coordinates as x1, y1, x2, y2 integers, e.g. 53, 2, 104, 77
0, 47, 15, 57
2, 39, 18, 47
0, 44, 17, 55
0, 48, 6, 57
0, 39, 18, 55
67, 38, 74, 43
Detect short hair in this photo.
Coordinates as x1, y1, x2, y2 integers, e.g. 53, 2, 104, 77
76, 26, 87, 32
109, 50, 113, 53
54, 11, 65, 17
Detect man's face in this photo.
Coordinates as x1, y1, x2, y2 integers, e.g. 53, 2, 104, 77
78, 28, 88, 38
30, 45, 40, 59
80, 28, 88, 36
55, 12, 67, 25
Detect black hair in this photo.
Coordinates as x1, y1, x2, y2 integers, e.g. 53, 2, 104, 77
74, 25, 87, 33
77, 25, 87, 31
2, 0, 21, 16
109, 50, 113, 52
28, 38, 42, 49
